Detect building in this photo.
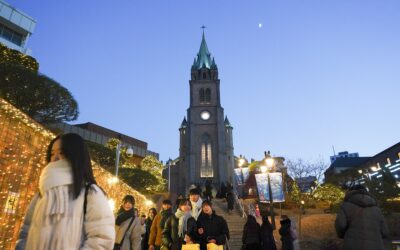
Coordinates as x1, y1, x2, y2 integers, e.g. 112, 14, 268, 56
170, 32, 235, 194
325, 142, 400, 188
324, 157, 371, 182
356, 142, 400, 185
330, 151, 359, 163
295, 176, 317, 193
0, 0, 35, 54
51, 122, 159, 166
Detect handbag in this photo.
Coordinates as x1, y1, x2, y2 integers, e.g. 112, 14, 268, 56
182, 243, 200, 250
113, 214, 135, 250
207, 243, 224, 250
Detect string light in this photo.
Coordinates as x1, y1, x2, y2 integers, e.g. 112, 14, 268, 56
0, 99, 153, 249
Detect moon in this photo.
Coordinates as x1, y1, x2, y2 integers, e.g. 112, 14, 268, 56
258, 23, 263, 28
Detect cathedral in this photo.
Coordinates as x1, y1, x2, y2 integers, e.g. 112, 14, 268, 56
169, 32, 235, 194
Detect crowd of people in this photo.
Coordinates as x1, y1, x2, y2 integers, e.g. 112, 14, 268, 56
13, 133, 390, 250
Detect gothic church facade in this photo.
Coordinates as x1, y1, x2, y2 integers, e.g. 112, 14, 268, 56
170, 33, 235, 194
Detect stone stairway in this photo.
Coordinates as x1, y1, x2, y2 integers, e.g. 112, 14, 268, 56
211, 198, 246, 250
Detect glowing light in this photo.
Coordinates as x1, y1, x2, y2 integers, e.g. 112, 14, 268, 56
258, 23, 263, 28
108, 199, 115, 211
238, 158, 245, 167
145, 200, 153, 206
265, 158, 274, 167
108, 176, 119, 185
260, 165, 267, 173
0, 98, 154, 248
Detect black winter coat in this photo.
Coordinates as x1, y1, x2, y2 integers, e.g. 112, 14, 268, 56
197, 211, 230, 250
162, 215, 197, 250
142, 218, 153, 250
260, 223, 277, 250
335, 189, 389, 250
242, 218, 261, 250
279, 218, 294, 250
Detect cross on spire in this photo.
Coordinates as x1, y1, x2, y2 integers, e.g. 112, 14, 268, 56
201, 25, 206, 35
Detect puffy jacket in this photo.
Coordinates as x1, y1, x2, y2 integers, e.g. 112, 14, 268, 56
148, 208, 173, 247
197, 211, 229, 250
335, 189, 389, 250
115, 216, 142, 250
162, 215, 197, 250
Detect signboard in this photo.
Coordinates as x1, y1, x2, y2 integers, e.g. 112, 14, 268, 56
234, 168, 244, 185
255, 172, 285, 203
4, 191, 19, 214
241, 167, 250, 182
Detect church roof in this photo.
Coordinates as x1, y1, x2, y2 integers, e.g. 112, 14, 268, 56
180, 117, 188, 128
224, 116, 232, 128
192, 32, 217, 70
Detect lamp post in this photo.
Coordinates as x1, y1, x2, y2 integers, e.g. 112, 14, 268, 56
299, 200, 305, 239
167, 158, 172, 192
110, 138, 133, 184
260, 151, 276, 230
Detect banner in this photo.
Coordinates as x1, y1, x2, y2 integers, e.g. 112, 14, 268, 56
234, 168, 243, 185
242, 167, 250, 182
255, 172, 285, 203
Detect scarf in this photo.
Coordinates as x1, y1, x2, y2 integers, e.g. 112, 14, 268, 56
26, 159, 76, 249
38, 159, 73, 224
160, 208, 173, 230
175, 209, 191, 237
115, 208, 135, 225
191, 197, 203, 220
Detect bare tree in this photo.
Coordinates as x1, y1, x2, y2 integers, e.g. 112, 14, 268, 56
286, 157, 328, 192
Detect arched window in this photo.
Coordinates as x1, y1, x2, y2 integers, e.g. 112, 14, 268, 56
203, 72, 207, 79
200, 133, 213, 177
199, 88, 205, 103
205, 88, 211, 103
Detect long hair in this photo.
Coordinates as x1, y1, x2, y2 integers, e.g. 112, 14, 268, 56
46, 133, 97, 199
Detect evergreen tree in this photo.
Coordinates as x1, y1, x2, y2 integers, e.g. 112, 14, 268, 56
0, 44, 78, 123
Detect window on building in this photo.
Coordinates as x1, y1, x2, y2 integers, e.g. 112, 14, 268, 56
200, 133, 213, 177
203, 72, 207, 79
205, 88, 211, 103
199, 89, 205, 103
398, 152, 400, 159
0, 23, 23, 46
387, 158, 391, 165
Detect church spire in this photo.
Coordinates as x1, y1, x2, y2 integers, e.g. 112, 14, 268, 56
192, 27, 216, 70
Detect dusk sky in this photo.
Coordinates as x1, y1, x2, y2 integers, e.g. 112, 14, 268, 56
8, 0, 400, 164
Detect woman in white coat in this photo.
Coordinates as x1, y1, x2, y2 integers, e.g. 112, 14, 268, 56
15, 133, 115, 250
114, 195, 142, 250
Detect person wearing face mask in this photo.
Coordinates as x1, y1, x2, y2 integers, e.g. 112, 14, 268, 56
114, 195, 142, 250
15, 133, 115, 250
189, 189, 203, 220
162, 199, 198, 250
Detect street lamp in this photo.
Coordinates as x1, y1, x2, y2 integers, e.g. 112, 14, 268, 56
110, 138, 133, 185
259, 151, 276, 230
167, 158, 172, 192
